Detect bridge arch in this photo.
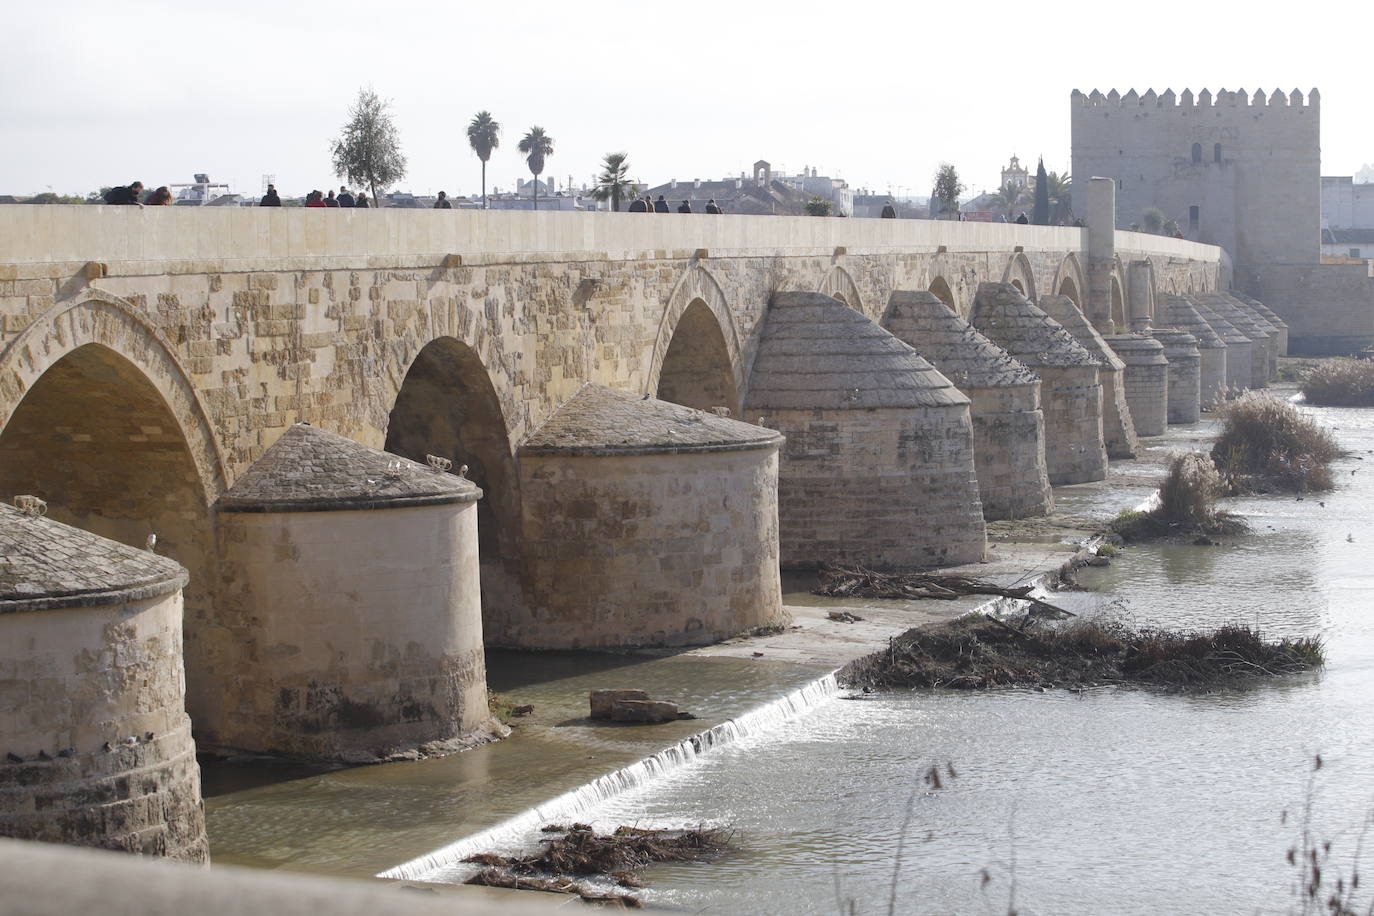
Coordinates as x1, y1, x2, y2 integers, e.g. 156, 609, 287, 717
647, 264, 744, 414
0, 291, 224, 731
819, 265, 864, 314
1000, 252, 1038, 302
1052, 252, 1087, 308
928, 275, 956, 312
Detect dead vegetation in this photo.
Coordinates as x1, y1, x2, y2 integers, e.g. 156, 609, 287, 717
840, 613, 1324, 691
1110, 451, 1248, 541
814, 565, 1073, 618
463, 824, 731, 907
1299, 358, 1374, 407
1212, 393, 1340, 493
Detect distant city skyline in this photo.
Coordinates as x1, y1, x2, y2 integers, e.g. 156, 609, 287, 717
2, 0, 1367, 202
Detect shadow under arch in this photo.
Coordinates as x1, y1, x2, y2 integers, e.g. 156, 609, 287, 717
928, 275, 956, 311
1110, 275, 1126, 329
0, 340, 220, 732
1052, 253, 1087, 308
819, 266, 863, 315
647, 263, 744, 412
384, 336, 522, 631
1001, 251, 1038, 302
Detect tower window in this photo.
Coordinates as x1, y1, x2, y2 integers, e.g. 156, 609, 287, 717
1191, 143, 1202, 164
1214, 143, 1222, 163
1189, 205, 1200, 231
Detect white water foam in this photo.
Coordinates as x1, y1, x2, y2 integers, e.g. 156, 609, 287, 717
378, 671, 842, 881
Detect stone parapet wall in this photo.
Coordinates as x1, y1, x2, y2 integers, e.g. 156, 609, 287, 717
513, 448, 784, 648
0, 593, 207, 861
763, 405, 985, 569
966, 385, 1053, 520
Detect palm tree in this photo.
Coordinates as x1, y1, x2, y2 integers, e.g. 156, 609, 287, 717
991, 182, 1025, 221
518, 126, 554, 210
466, 111, 500, 209
1045, 171, 1073, 223
590, 152, 633, 211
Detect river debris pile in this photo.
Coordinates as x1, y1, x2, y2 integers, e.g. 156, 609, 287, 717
1212, 392, 1340, 493
1111, 451, 1248, 542
814, 565, 1073, 619
840, 614, 1324, 691
464, 824, 731, 907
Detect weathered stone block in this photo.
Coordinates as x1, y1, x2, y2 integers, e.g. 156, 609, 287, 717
589, 689, 650, 719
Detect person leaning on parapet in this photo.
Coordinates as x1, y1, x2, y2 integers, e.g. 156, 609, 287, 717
677, 199, 692, 214
705, 198, 722, 215
337, 186, 355, 208
147, 186, 173, 206
1015, 211, 1029, 224
260, 184, 281, 207
880, 204, 897, 219
434, 191, 452, 209
103, 181, 144, 206
324, 189, 340, 208
627, 195, 648, 213
653, 195, 669, 214
355, 192, 370, 208
305, 190, 326, 208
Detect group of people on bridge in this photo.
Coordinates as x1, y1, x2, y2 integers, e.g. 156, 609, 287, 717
627, 195, 723, 214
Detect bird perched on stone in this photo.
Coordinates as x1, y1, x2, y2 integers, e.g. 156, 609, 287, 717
57, 747, 75, 758
642, 393, 650, 400
122, 736, 138, 747
142, 731, 154, 743
102, 742, 113, 753
145, 533, 157, 551
37, 750, 51, 761
458, 465, 469, 479
5, 752, 22, 763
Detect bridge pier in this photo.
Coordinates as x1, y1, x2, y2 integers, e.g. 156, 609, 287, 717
1040, 294, 1139, 459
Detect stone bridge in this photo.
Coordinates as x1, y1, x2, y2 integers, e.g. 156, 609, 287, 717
0, 199, 1225, 762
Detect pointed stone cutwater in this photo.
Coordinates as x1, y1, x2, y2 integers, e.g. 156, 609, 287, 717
516, 384, 786, 648
1223, 292, 1281, 378
745, 291, 986, 569
215, 423, 499, 763
1232, 291, 1289, 355
1164, 295, 1228, 407
882, 290, 1051, 521
1195, 293, 1270, 387
1105, 333, 1169, 437
0, 502, 207, 861
970, 283, 1108, 485
1152, 329, 1202, 424
1189, 295, 1253, 391
1039, 294, 1139, 459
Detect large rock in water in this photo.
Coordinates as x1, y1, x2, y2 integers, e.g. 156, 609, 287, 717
970, 283, 1108, 485
882, 290, 1052, 521
590, 689, 650, 719
745, 291, 986, 570
610, 700, 682, 724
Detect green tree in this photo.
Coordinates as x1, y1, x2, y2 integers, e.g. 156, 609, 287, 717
1163, 218, 1181, 237
27, 192, 84, 205
518, 126, 554, 210
1032, 158, 1051, 225
804, 196, 833, 217
590, 152, 634, 211
932, 163, 964, 219
331, 87, 407, 206
1140, 206, 1166, 235
990, 182, 1025, 222
466, 111, 501, 209
1045, 171, 1073, 223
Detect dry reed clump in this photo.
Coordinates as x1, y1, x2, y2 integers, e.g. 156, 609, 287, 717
463, 824, 731, 906
839, 613, 1323, 691
1299, 358, 1374, 407
1211, 393, 1340, 493
1110, 452, 1246, 541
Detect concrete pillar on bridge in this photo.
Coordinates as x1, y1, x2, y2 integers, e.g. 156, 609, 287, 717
1153, 329, 1202, 424
1127, 261, 1157, 333
1084, 176, 1118, 336
970, 283, 1109, 485
746, 291, 986, 570
0, 502, 208, 861
1189, 297, 1253, 392
214, 424, 500, 762
1039, 294, 1139, 459
1104, 334, 1169, 437
882, 290, 1053, 521
1164, 296, 1229, 408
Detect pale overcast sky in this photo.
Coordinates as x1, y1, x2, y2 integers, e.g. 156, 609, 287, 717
2, 0, 1368, 199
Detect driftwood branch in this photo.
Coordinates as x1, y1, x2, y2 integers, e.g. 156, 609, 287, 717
814, 564, 1075, 618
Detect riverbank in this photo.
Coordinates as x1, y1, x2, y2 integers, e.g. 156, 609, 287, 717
202, 416, 1222, 882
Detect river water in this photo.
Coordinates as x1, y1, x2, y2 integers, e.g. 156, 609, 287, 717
427, 403, 1374, 914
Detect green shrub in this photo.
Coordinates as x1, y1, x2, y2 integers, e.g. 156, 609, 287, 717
1299, 358, 1374, 406
1211, 393, 1339, 492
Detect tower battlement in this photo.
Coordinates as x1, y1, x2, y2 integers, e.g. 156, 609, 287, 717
1072, 88, 1319, 110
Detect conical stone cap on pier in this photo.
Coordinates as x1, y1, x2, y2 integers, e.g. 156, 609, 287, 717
969, 283, 1100, 369
1164, 296, 1226, 349
881, 290, 1037, 390
1038, 293, 1126, 371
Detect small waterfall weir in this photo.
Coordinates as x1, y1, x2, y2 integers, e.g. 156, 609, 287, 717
377, 672, 843, 881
